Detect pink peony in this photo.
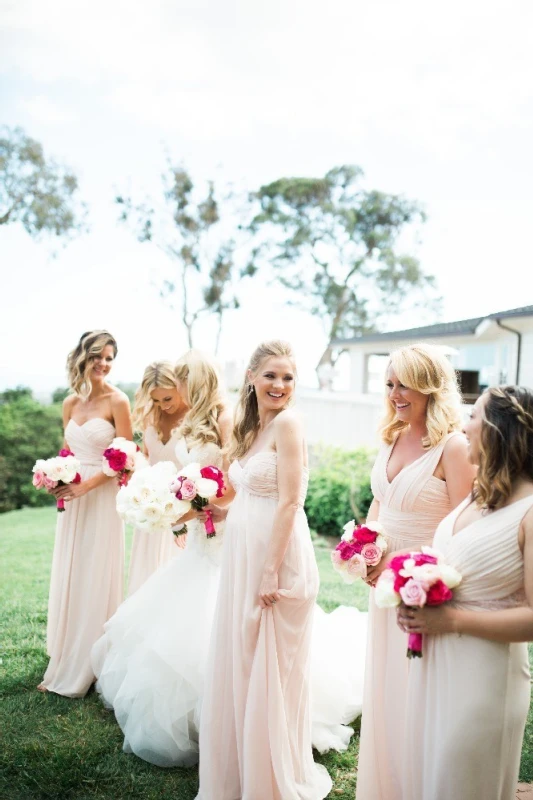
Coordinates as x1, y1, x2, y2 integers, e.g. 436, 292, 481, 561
389, 554, 411, 573
58, 448, 75, 457
353, 526, 378, 545
103, 448, 128, 473
337, 539, 360, 561
179, 479, 197, 502
411, 552, 438, 567
32, 470, 46, 489
200, 465, 225, 497
425, 579, 453, 606
361, 542, 383, 566
73, 473, 81, 484
399, 578, 427, 607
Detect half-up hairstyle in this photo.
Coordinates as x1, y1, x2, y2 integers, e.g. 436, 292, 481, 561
474, 386, 533, 510
380, 342, 463, 448
132, 361, 179, 435
66, 330, 118, 400
174, 350, 225, 449
230, 340, 296, 461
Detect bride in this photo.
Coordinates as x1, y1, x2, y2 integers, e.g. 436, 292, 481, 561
92, 347, 367, 768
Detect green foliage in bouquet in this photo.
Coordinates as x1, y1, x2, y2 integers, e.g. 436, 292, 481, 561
305, 445, 375, 537
0, 388, 64, 512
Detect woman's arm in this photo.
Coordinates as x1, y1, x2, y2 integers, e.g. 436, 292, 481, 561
366, 497, 380, 523
440, 434, 476, 509
111, 392, 133, 440
398, 503, 533, 643
258, 411, 305, 609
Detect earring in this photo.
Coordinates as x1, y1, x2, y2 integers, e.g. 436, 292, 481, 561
247, 384, 255, 396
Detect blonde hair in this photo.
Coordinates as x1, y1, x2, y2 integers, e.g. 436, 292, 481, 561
475, 386, 533, 510
230, 340, 296, 461
132, 361, 179, 435
174, 350, 226, 449
66, 330, 118, 400
380, 343, 463, 448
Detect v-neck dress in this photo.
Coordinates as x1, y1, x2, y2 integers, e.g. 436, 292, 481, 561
127, 425, 184, 595
356, 432, 462, 800
402, 494, 533, 800
41, 418, 124, 696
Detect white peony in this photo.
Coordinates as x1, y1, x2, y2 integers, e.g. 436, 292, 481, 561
374, 570, 401, 608
195, 477, 219, 499
421, 545, 444, 564
439, 564, 462, 589
341, 519, 356, 541
375, 534, 388, 553
365, 521, 386, 536
399, 558, 416, 578
178, 462, 203, 481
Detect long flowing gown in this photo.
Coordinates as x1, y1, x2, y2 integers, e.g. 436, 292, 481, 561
196, 452, 332, 800
356, 432, 461, 800
91, 438, 225, 767
403, 494, 533, 800
127, 425, 182, 596
42, 418, 124, 697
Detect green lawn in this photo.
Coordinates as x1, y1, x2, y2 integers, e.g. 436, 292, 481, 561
0, 508, 531, 799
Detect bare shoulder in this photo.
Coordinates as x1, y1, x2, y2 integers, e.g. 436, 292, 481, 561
62, 393, 77, 412
442, 432, 469, 461
110, 388, 131, 410
274, 409, 304, 439
520, 490, 533, 535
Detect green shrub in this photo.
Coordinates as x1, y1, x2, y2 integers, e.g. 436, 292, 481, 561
305, 445, 375, 537
0, 388, 64, 513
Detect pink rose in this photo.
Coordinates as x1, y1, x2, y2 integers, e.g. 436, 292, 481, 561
353, 526, 378, 545
43, 476, 57, 491
346, 553, 367, 579
361, 542, 383, 566
104, 448, 127, 473
425, 579, 453, 606
179, 479, 197, 502
399, 578, 427, 607
331, 550, 345, 569
32, 470, 46, 489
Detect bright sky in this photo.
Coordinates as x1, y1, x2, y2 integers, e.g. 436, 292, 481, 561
1, 0, 532, 394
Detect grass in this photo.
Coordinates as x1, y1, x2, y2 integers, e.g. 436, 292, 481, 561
0, 508, 531, 799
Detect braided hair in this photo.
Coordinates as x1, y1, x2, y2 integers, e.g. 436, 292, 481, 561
474, 385, 533, 510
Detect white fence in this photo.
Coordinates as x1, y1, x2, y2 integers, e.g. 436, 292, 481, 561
295, 389, 383, 450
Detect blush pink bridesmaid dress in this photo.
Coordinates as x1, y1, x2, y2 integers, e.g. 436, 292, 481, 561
356, 432, 462, 800
196, 452, 332, 800
41, 418, 124, 697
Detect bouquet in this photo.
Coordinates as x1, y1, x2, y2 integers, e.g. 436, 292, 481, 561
102, 437, 146, 486
116, 461, 190, 534
375, 546, 462, 657
170, 463, 225, 537
32, 448, 82, 512
331, 520, 388, 583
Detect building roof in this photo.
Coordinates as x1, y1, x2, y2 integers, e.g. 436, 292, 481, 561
333, 305, 533, 346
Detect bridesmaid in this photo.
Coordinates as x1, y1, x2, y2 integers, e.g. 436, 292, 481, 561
38, 330, 132, 697
128, 360, 189, 595
356, 343, 476, 800
398, 385, 533, 800
196, 340, 332, 800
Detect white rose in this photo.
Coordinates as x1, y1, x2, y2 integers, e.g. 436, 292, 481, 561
178, 462, 202, 481
421, 545, 444, 563
195, 477, 218, 499
411, 564, 442, 586
341, 519, 356, 541
374, 572, 401, 608
399, 558, 416, 578
375, 534, 388, 553
439, 564, 462, 589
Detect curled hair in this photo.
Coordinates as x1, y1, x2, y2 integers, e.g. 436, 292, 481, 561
380, 342, 463, 448
230, 340, 296, 461
66, 330, 118, 399
474, 386, 533, 510
132, 361, 179, 435
174, 350, 226, 449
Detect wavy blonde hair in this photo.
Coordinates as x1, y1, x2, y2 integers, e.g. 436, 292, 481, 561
230, 340, 296, 461
174, 350, 226, 449
66, 330, 118, 400
474, 386, 533, 510
380, 343, 463, 448
132, 361, 179, 435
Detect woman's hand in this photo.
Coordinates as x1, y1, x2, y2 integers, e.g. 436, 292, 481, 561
259, 570, 280, 609
174, 533, 188, 550
50, 482, 90, 502
365, 556, 390, 587
197, 504, 228, 524
397, 604, 457, 636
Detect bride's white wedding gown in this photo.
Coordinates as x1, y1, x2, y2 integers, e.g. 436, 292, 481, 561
91, 438, 367, 768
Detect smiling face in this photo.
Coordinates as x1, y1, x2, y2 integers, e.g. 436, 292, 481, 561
89, 344, 115, 383
386, 365, 429, 425
462, 393, 486, 465
150, 385, 185, 415
249, 356, 295, 413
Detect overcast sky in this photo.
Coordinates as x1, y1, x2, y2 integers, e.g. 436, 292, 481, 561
1, 0, 532, 393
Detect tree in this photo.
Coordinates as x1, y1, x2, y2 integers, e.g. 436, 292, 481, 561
117, 164, 254, 353
52, 387, 70, 404
249, 165, 439, 382
0, 126, 86, 241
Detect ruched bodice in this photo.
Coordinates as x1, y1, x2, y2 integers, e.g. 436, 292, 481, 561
65, 418, 115, 466
370, 433, 460, 547
144, 425, 183, 467
229, 451, 308, 505
433, 495, 533, 611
